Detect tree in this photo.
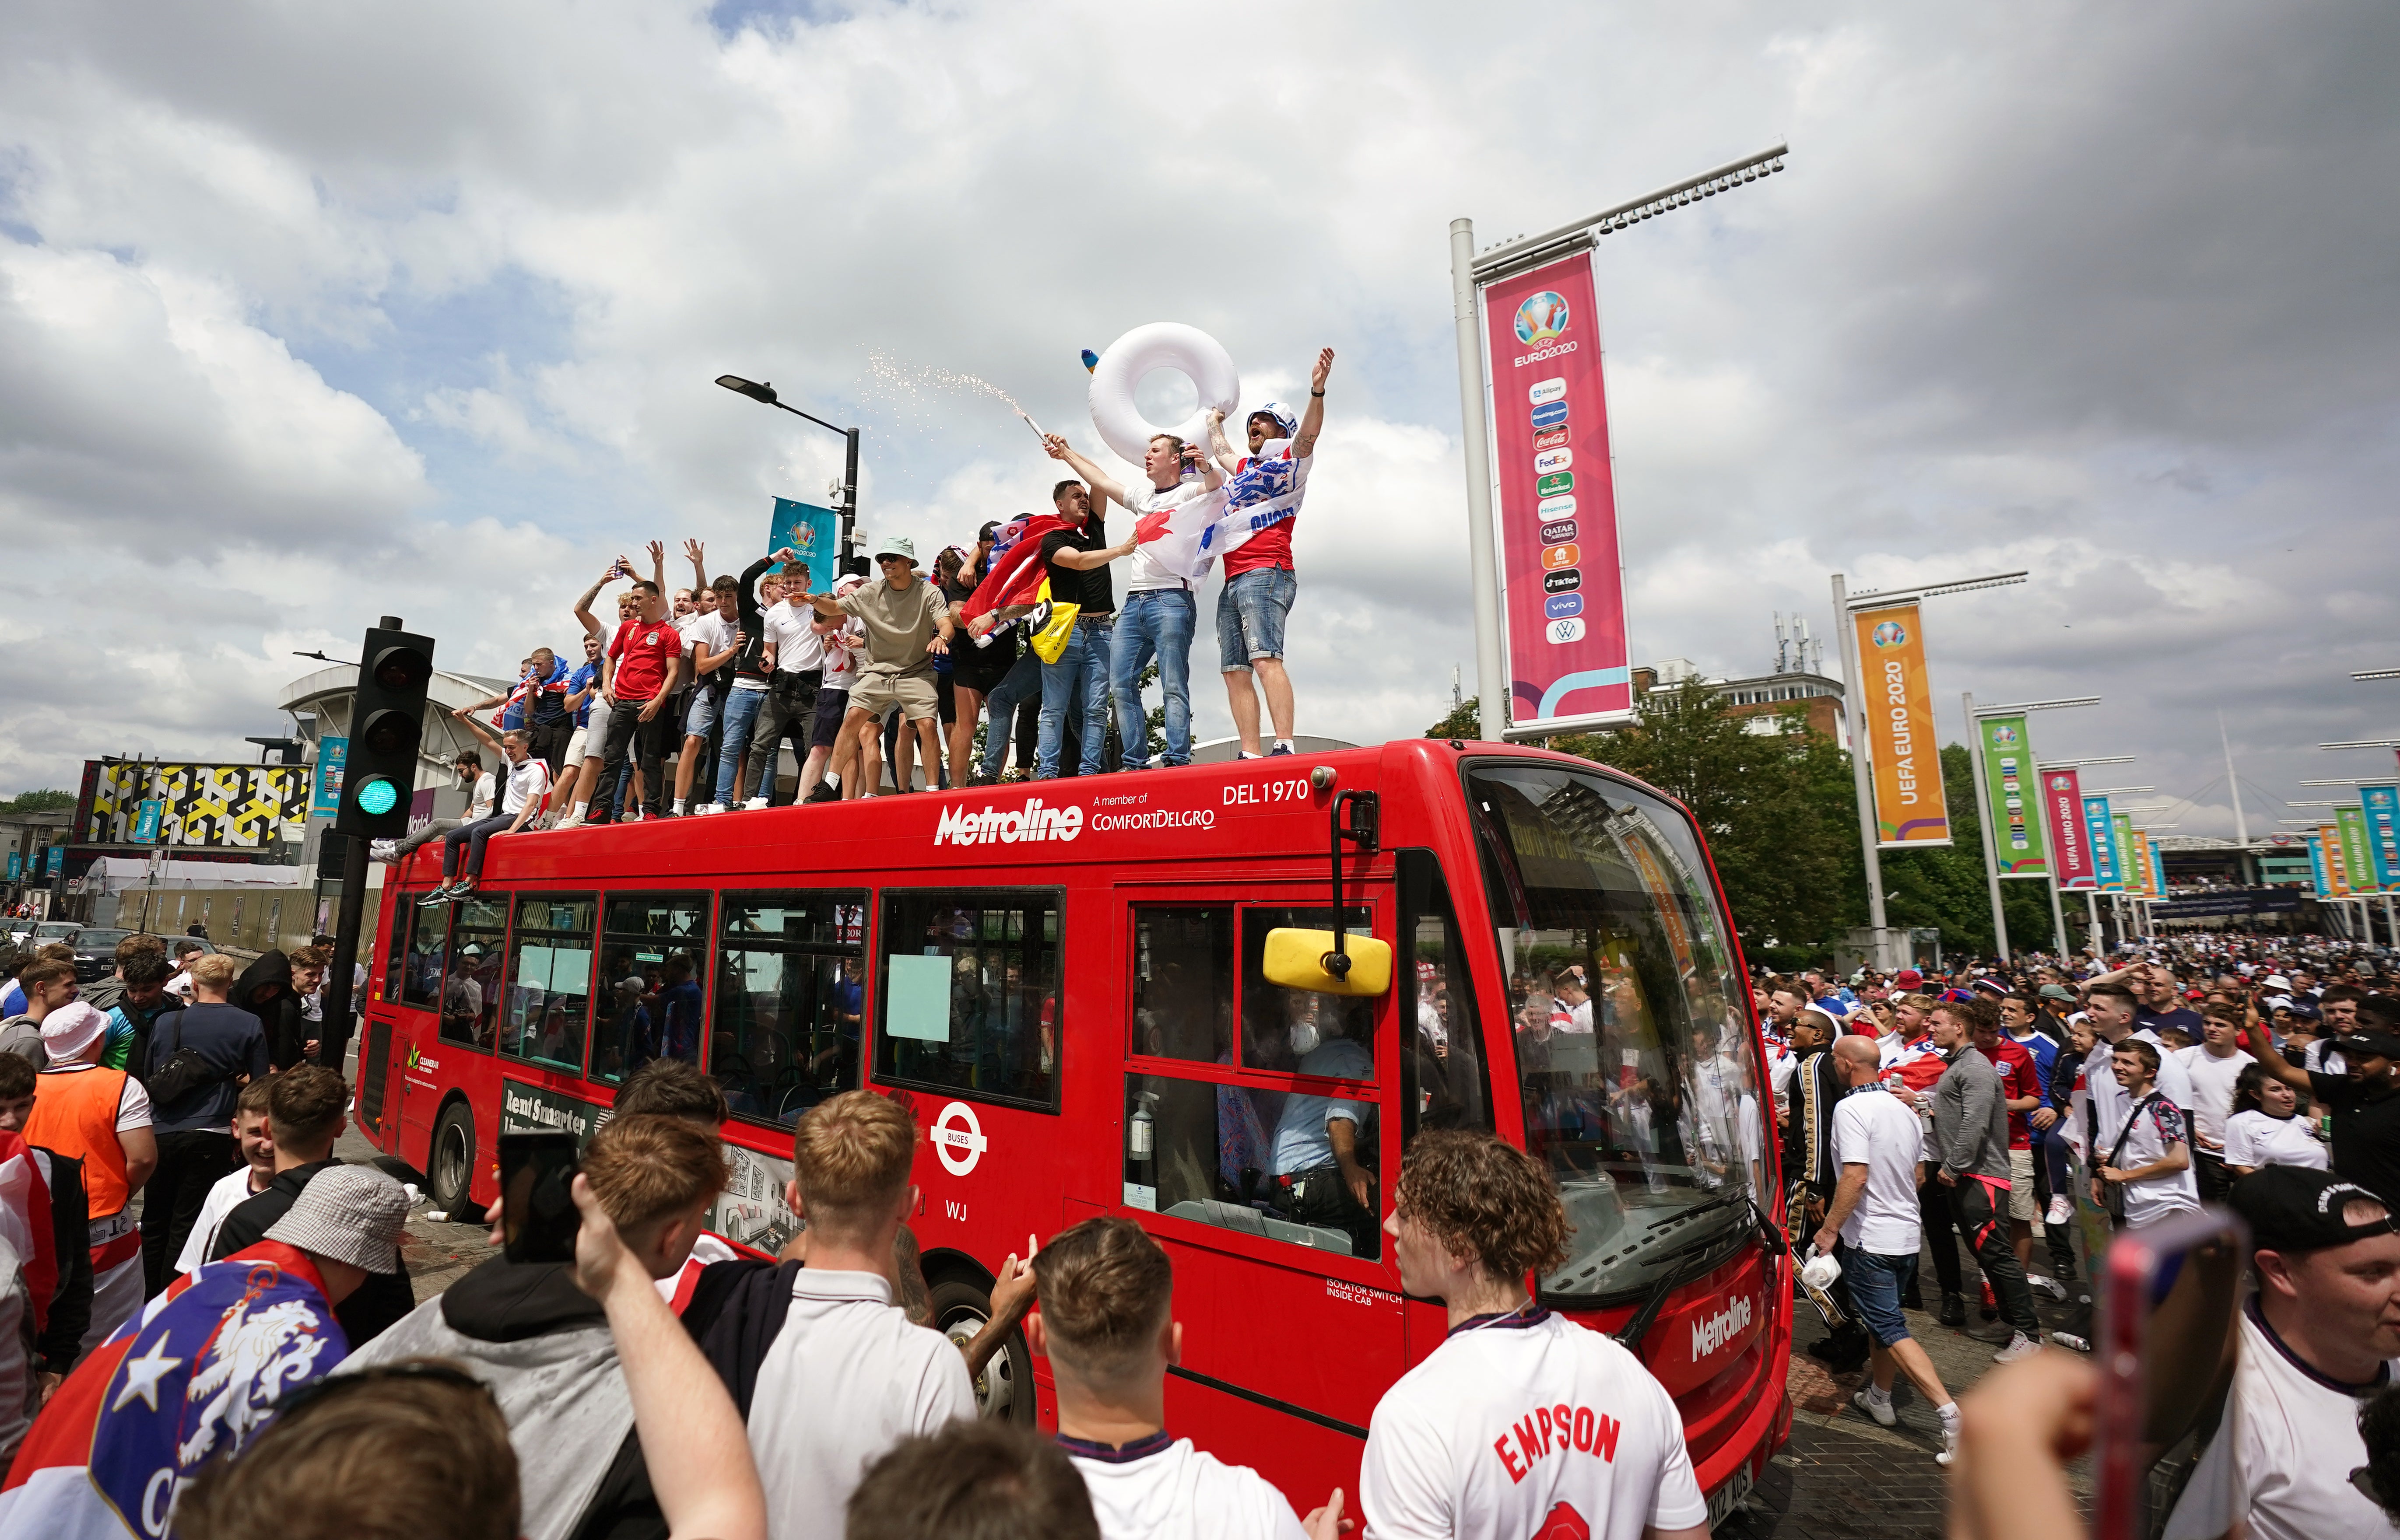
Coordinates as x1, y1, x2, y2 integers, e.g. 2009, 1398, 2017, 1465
1549, 681, 1864, 964
0, 789, 72, 816
1878, 743, 2063, 962
1422, 698, 1479, 740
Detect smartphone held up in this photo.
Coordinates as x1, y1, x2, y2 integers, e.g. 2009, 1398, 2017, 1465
499, 1130, 581, 1266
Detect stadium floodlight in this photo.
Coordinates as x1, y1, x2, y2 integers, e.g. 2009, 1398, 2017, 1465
2300, 778, 2384, 787
1972, 696, 2099, 716
2288, 800, 2360, 808
2036, 756, 2136, 770
1472, 144, 1788, 278
2322, 739, 2400, 750
1846, 571, 2029, 609
2079, 786, 2154, 796
2353, 668, 2400, 681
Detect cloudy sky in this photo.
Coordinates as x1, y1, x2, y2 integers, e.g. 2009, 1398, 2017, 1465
4, 0, 2394, 841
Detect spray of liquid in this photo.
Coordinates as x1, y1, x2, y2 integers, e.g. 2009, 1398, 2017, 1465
867, 353, 1046, 442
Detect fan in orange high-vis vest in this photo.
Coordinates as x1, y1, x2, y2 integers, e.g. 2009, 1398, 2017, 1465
21, 1004, 154, 1359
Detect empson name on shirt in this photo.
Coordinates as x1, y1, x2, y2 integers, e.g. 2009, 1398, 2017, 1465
1492, 1402, 1625, 1483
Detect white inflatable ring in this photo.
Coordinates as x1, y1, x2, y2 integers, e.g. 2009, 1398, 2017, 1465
1086, 322, 1241, 467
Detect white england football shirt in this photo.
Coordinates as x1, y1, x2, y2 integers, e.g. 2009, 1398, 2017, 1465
1360, 1309, 1706, 1540
1832, 1085, 1925, 1255
1064, 1432, 1309, 1540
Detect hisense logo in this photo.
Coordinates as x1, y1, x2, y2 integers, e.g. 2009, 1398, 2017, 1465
1690, 1293, 1754, 1361
935, 799, 1084, 847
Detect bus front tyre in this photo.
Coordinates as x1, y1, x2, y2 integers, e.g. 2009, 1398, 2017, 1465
429, 1101, 477, 1218
931, 1278, 1034, 1424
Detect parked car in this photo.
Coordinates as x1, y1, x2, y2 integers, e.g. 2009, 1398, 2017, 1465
67, 928, 136, 983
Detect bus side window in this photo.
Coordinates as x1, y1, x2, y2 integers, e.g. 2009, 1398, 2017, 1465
440, 897, 508, 1052
502, 894, 597, 1074
380, 892, 411, 1006
1398, 849, 1495, 1140
590, 892, 711, 1086
716, 891, 868, 1129
1131, 907, 1233, 1063
400, 900, 447, 1012
872, 890, 1059, 1112
1123, 903, 1382, 1263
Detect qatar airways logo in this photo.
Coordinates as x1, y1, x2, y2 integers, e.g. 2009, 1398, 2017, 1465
935, 799, 1084, 848
1690, 1293, 1754, 1361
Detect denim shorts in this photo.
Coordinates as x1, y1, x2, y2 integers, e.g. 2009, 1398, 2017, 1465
1217, 566, 1296, 672
684, 686, 722, 737
1837, 1243, 1916, 1349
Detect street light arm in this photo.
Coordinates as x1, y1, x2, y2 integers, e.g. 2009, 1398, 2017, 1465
765, 399, 848, 438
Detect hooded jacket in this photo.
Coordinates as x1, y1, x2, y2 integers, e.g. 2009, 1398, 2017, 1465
232, 950, 309, 1070
339, 1256, 657, 1540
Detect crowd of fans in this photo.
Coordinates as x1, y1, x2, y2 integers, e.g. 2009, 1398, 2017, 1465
381, 355, 1334, 902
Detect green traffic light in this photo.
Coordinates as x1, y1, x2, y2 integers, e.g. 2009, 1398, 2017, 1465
354, 776, 400, 816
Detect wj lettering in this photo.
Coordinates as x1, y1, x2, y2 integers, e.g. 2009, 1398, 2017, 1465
1493, 1403, 1621, 1484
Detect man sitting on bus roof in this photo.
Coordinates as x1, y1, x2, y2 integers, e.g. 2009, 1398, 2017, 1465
1362, 1130, 1709, 1540
1031, 1214, 1339, 1540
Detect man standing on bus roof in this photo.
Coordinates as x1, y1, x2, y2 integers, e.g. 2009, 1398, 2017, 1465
1205, 349, 1332, 760
1361, 1130, 1708, 1540
804, 537, 954, 798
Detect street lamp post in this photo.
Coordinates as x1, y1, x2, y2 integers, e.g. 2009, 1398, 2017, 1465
715, 375, 867, 578
1963, 693, 2099, 963
1834, 569, 2028, 970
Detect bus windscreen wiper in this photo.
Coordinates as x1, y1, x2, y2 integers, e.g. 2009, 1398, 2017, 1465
1612, 1197, 1763, 1355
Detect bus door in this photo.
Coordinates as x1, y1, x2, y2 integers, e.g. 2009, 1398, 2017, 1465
377, 887, 455, 1156
1116, 886, 1405, 1494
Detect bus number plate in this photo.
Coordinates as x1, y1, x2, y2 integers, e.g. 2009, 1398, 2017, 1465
1705, 1465, 1754, 1530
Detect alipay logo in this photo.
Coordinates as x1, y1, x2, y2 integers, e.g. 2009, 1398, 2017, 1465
1528, 378, 1567, 405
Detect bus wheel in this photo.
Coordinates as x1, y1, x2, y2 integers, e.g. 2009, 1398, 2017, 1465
931, 1278, 1032, 1423
429, 1102, 476, 1215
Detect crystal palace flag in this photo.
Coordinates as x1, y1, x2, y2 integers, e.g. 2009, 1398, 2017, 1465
0, 1242, 349, 1539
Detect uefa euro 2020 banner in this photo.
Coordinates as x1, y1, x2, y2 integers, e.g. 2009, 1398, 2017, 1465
2363, 784, 2400, 890
768, 499, 839, 590
1977, 713, 2047, 876
2043, 766, 2096, 890
2083, 794, 2121, 891
2308, 833, 2334, 899
2335, 804, 2381, 895
82, 761, 311, 849
1478, 251, 1632, 732
2320, 824, 2351, 897
2112, 813, 2140, 896
1850, 603, 1952, 847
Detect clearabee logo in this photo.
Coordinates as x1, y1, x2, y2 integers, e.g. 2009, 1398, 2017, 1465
936, 798, 1084, 848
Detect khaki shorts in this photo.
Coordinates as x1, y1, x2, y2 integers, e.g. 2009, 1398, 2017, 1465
847, 668, 940, 724
563, 719, 602, 768
2007, 1147, 2037, 1221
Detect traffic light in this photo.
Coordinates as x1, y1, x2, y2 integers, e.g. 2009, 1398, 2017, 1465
334, 618, 435, 840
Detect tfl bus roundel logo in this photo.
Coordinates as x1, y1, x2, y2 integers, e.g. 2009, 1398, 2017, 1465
933, 1101, 988, 1176
1514, 291, 1570, 346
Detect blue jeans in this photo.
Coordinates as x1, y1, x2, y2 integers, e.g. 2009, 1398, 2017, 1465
1835, 1243, 1916, 1350
712, 686, 766, 804
979, 652, 1042, 779
1111, 590, 1195, 769
1037, 620, 1111, 778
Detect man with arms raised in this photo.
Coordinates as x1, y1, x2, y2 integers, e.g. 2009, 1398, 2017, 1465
1204, 350, 1333, 758
1361, 1129, 1707, 1540
747, 1090, 977, 1531
574, 544, 685, 828
1033, 1215, 1337, 1540
2249, 992, 2400, 1209
2163, 1168, 2400, 1540
1811, 1036, 1962, 1464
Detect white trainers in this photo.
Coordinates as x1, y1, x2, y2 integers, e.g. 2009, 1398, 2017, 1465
553, 809, 586, 831
1993, 1332, 2042, 1365
1851, 1386, 1897, 1428
368, 839, 397, 862
694, 803, 723, 816
744, 797, 769, 810
2046, 1194, 2074, 1226
1937, 1410, 1961, 1466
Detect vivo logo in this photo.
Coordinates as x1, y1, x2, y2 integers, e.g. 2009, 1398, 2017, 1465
935, 800, 1084, 847
1544, 593, 1583, 619
1533, 447, 1572, 474
1528, 378, 1567, 405
1530, 401, 1569, 428
1690, 1293, 1754, 1361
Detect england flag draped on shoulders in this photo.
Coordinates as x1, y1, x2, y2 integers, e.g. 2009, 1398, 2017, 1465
1204, 410, 1311, 568
0, 1241, 349, 1539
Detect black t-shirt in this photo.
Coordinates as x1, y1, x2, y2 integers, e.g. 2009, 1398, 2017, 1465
144, 1002, 270, 1132
2136, 1006, 2204, 1042
2309, 1070, 2400, 1210
1041, 514, 1113, 617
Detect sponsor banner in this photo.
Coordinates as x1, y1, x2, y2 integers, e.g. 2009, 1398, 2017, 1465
2321, 825, 2351, 897
2148, 837, 2165, 900
2336, 805, 2381, 895
2043, 767, 2095, 889
1480, 251, 1631, 729
2363, 785, 2400, 890
3, 854, 16, 882
2112, 813, 2140, 895
768, 498, 839, 588
2308, 833, 2333, 899
2085, 798, 2122, 891
1851, 604, 1952, 846
44, 848, 61, 877
1976, 714, 2048, 876
308, 737, 347, 819
83, 760, 311, 849
132, 801, 164, 846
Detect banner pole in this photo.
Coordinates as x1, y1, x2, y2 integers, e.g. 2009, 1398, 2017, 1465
2047, 878, 2070, 960
1964, 691, 2011, 963
1450, 218, 1508, 740
1832, 575, 1891, 962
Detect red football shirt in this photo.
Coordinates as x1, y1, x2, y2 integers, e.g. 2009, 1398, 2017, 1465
1984, 1036, 2041, 1151
607, 618, 681, 703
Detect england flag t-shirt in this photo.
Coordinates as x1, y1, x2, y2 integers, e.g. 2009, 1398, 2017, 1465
1360, 1308, 1706, 1540
1063, 1431, 1309, 1540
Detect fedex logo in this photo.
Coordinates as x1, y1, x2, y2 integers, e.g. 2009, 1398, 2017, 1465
1528, 378, 1567, 405
935, 799, 1084, 847
1533, 447, 1572, 474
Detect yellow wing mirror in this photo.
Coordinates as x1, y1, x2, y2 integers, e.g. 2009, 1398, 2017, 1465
1261, 783, 1390, 997
1262, 928, 1392, 997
